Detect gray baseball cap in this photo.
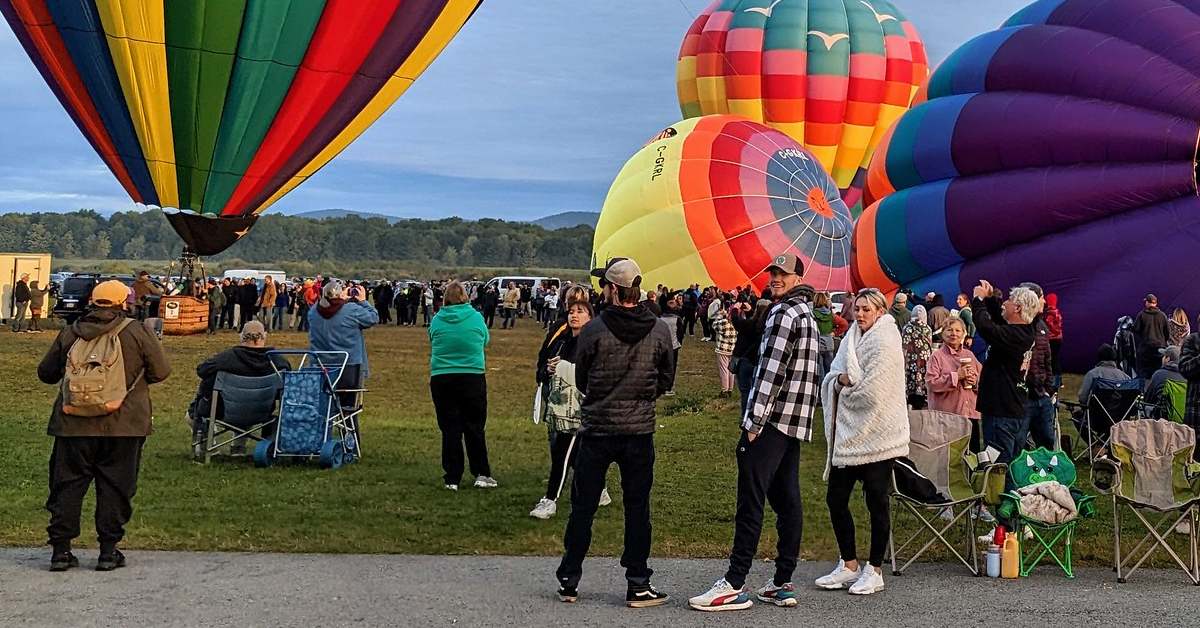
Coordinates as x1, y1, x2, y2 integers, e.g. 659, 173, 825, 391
591, 257, 643, 289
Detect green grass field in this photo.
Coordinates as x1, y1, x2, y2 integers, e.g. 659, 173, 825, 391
0, 321, 1175, 567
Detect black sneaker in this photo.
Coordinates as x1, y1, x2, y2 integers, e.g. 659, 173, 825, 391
95, 550, 126, 572
627, 584, 670, 608
557, 584, 578, 603
49, 551, 78, 572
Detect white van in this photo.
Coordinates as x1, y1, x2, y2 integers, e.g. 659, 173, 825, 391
223, 269, 288, 288
484, 276, 559, 293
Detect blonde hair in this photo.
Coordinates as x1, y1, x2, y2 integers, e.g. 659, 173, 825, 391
564, 285, 589, 309
814, 292, 830, 308
854, 288, 888, 313
444, 281, 468, 306
1172, 307, 1189, 326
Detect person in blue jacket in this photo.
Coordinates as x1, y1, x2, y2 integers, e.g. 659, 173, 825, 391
308, 280, 379, 380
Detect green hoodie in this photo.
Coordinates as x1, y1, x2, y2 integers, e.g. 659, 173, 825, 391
813, 306, 834, 336
429, 303, 490, 376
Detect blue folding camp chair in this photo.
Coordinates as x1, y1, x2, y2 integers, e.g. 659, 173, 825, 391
253, 351, 362, 469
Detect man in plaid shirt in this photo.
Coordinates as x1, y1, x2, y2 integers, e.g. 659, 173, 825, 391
690, 253, 820, 612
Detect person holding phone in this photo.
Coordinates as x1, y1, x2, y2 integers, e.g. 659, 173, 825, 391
307, 279, 379, 379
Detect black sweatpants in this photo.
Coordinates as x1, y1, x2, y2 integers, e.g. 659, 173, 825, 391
46, 436, 145, 551
430, 373, 491, 485
546, 430, 579, 501
725, 426, 803, 589
557, 433, 655, 589
827, 459, 893, 568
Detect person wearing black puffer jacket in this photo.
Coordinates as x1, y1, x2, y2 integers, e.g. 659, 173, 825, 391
556, 257, 675, 609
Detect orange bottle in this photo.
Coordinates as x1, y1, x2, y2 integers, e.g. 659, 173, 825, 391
1001, 534, 1020, 578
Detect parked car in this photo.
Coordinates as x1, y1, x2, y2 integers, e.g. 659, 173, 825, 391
52, 273, 162, 323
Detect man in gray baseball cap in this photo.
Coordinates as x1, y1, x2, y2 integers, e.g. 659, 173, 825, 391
558, 256, 676, 608
1145, 344, 1186, 413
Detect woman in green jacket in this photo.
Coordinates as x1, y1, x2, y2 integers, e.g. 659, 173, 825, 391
429, 281, 494, 491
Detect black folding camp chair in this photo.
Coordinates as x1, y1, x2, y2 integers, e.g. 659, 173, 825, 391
194, 372, 281, 464
1072, 378, 1143, 464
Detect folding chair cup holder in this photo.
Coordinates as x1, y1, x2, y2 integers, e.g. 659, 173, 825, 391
1094, 419, 1200, 585
890, 410, 1007, 577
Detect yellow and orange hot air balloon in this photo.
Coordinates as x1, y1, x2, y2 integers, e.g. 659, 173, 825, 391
677, 0, 927, 215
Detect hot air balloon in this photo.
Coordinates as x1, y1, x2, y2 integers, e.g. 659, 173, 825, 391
1, 0, 482, 256
593, 115, 854, 294
851, 0, 1200, 371
676, 0, 927, 214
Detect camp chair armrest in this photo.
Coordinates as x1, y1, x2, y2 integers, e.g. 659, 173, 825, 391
1091, 458, 1121, 494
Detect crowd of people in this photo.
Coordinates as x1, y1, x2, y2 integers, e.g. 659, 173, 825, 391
24, 255, 1200, 613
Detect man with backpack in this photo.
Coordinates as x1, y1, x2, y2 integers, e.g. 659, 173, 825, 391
36, 280, 171, 572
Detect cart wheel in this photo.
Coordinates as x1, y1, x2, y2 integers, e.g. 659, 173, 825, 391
320, 439, 343, 469
253, 439, 274, 467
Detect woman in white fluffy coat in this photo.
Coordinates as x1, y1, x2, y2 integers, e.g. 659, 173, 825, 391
814, 288, 909, 596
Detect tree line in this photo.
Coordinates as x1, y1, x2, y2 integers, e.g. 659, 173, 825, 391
0, 209, 594, 272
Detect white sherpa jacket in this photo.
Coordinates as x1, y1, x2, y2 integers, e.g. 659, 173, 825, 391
821, 313, 909, 479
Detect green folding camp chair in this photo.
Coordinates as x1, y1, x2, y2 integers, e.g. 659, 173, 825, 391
1160, 379, 1187, 424
1092, 419, 1200, 585
999, 448, 1096, 578
889, 410, 1007, 576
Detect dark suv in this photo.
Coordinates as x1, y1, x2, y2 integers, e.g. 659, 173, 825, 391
53, 274, 162, 323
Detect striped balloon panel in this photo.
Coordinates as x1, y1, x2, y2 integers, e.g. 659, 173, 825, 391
851, 0, 1200, 370
676, 0, 927, 215
1, 0, 481, 220
593, 115, 854, 293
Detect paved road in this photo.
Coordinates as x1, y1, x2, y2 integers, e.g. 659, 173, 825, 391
2, 549, 1198, 627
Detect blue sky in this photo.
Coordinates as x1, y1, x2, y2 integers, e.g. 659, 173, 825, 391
0, 0, 1031, 220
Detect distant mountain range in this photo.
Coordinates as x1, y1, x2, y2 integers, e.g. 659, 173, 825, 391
289, 209, 600, 230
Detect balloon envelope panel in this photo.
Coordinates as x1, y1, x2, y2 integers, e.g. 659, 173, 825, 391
677, 0, 928, 214
0, 0, 481, 253
594, 115, 854, 293
852, 0, 1200, 371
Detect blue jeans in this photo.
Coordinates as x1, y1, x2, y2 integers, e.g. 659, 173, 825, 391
982, 414, 1027, 491
735, 358, 757, 417
1019, 396, 1057, 451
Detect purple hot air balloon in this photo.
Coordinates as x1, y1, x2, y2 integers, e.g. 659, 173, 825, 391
852, 0, 1200, 372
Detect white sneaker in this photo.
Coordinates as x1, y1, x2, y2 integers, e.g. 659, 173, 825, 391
1176, 520, 1192, 535
848, 568, 885, 595
598, 488, 612, 507
815, 559, 861, 590
445, 484, 458, 491
688, 578, 752, 612
977, 527, 998, 544
938, 507, 955, 522
474, 476, 498, 489
530, 498, 556, 519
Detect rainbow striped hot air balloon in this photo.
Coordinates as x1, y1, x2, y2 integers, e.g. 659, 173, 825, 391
676, 0, 927, 215
1, 0, 481, 254
851, 0, 1200, 371
592, 115, 854, 293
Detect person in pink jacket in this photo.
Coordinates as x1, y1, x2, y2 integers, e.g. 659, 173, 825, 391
925, 317, 983, 445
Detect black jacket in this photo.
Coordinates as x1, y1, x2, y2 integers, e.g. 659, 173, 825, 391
574, 304, 676, 436
730, 308, 763, 361
535, 323, 578, 386
189, 345, 289, 419
14, 279, 30, 303
973, 297, 1035, 418
1133, 307, 1171, 350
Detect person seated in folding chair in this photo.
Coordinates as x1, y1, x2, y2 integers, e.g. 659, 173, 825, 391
187, 321, 289, 451
815, 288, 909, 596
1179, 329, 1200, 461
1072, 344, 1135, 459
1144, 346, 1186, 420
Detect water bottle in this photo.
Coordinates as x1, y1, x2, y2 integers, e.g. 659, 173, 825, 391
986, 544, 1001, 578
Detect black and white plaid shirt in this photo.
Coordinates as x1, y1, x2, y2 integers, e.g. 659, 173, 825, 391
742, 290, 821, 440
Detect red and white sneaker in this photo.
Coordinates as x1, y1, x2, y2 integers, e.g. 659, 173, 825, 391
688, 578, 753, 612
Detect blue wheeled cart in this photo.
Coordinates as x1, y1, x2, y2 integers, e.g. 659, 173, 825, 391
253, 351, 364, 469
